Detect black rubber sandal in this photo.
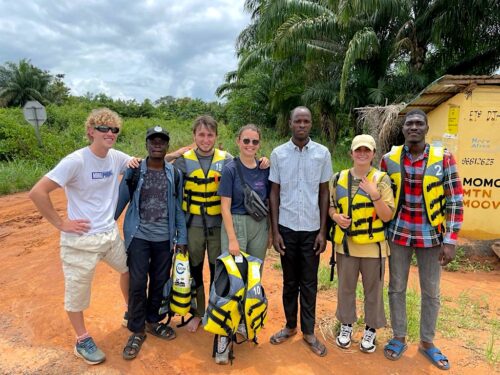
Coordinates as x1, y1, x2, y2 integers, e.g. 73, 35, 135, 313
146, 322, 176, 341
123, 333, 146, 360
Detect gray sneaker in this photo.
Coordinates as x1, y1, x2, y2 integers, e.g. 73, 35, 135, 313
236, 322, 247, 341
215, 336, 230, 365
74, 337, 106, 365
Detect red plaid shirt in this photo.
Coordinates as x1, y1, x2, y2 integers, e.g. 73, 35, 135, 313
380, 144, 464, 248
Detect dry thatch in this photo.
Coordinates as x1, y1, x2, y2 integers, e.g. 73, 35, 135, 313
355, 104, 406, 161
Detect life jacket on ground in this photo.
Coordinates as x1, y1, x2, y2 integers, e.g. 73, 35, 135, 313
202, 251, 267, 343
159, 250, 197, 327
384, 145, 446, 230
182, 148, 226, 216
333, 168, 387, 245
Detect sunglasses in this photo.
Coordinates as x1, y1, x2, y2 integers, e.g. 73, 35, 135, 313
242, 138, 260, 145
94, 125, 120, 134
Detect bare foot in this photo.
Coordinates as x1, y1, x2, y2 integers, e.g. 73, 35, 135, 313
186, 316, 201, 333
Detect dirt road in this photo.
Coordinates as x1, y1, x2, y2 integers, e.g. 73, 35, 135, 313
0, 190, 498, 374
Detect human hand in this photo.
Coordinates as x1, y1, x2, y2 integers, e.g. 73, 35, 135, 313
359, 175, 379, 199
175, 145, 193, 158
272, 232, 286, 256
332, 213, 351, 229
439, 243, 456, 266
259, 156, 270, 169
228, 238, 241, 257
176, 244, 188, 255
127, 157, 142, 169
314, 232, 327, 255
59, 218, 91, 235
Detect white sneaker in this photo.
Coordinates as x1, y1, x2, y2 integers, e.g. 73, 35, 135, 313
215, 336, 230, 365
236, 322, 247, 340
360, 329, 376, 353
336, 324, 353, 349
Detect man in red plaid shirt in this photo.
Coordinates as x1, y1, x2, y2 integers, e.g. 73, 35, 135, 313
380, 109, 463, 371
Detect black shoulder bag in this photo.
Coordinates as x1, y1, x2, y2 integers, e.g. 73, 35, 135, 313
234, 158, 269, 222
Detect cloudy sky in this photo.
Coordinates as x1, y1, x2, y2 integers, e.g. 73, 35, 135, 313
0, 0, 250, 102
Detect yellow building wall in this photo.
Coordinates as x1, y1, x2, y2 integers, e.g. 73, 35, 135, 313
426, 86, 500, 240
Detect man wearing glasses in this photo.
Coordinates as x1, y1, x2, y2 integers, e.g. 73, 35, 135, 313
29, 108, 136, 365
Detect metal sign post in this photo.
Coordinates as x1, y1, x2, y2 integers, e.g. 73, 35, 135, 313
23, 100, 47, 147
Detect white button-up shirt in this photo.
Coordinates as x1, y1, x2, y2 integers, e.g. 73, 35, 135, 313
269, 139, 332, 231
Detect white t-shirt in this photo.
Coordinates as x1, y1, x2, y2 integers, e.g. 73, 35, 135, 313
46, 147, 131, 235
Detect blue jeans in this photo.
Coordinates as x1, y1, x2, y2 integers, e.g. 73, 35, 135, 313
388, 242, 441, 342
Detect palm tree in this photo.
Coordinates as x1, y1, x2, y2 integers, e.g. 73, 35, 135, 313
222, 0, 499, 140
0, 59, 51, 107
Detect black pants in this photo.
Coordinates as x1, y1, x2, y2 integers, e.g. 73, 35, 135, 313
127, 238, 172, 333
279, 225, 320, 335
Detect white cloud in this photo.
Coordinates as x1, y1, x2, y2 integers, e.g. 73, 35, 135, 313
0, 0, 250, 102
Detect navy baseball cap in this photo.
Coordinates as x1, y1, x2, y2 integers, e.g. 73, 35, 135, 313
146, 125, 170, 141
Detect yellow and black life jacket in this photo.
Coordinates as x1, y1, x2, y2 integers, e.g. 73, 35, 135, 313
182, 148, 226, 216
203, 252, 267, 342
159, 251, 197, 326
384, 145, 446, 229
333, 168, 387, 245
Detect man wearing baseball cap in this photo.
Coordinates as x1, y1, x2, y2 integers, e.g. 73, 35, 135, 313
115, 125, 187, 360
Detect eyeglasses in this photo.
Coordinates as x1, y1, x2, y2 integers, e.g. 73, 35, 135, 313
242, 138, 260, 145
94, 125, 120, 134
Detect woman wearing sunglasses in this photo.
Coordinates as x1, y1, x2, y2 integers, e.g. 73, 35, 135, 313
218, 124, 271, 262
328, 134, 394, 354
209, 124, 271, 365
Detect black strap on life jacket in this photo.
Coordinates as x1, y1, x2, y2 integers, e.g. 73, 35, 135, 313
377, 241, 383, 280
426, 180, 443, 192
185, 190, 219, 198
185, 175, 218, 184
429, 195, 445, 209
247, 300, 265, 316
207, 302, 234, 337
347, 227, 385, 237
351, 201, 375, 210
329, 249, 336, 281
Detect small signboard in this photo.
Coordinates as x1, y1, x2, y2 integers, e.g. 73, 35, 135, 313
23, 100, 46, 147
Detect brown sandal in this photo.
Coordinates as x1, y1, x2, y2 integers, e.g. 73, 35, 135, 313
269, 328, 297, 345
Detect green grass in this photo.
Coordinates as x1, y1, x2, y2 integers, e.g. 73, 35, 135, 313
438, 292, 491, 338
0, 159, 48, 195
0, 119, 344, 195
444, 247, 495, 272
411, 247, 493, 272
317, 263, 337, 291
271, 262, 282, 271
485, 331, 500, 366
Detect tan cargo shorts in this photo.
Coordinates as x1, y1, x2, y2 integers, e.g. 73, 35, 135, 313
60, 225, 128, 312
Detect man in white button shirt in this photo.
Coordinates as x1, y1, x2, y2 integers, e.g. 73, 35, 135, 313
268, 106, 332, 357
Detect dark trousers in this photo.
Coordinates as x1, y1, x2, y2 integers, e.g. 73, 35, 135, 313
279, 225, 320, 335
127, 238, 172, 333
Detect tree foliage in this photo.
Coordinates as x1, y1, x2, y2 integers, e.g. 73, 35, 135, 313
218, 0, 500, 141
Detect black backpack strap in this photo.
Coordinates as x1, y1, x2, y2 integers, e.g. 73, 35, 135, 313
172, 166, 181, 198
234, 157, 249, 190
126, 167, 141, 198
